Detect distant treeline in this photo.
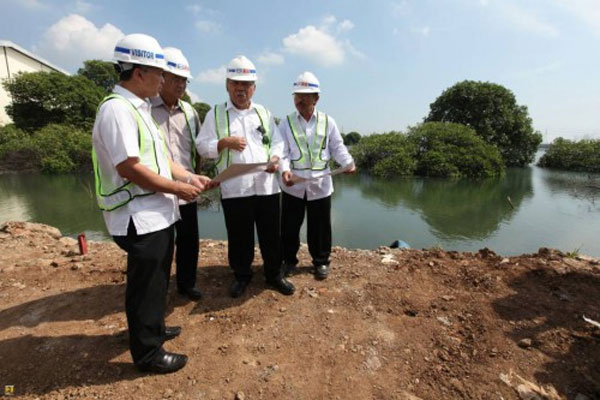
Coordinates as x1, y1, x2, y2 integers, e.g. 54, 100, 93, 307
538, 138, 600, 173
0, 60, 210, 173
3, 66, 572, 178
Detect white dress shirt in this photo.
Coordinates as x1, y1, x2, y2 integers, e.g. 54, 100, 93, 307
92, 85, 179, 236
279, 109, 353, 201
196, 100, 283, 199
151, 96, 200, 205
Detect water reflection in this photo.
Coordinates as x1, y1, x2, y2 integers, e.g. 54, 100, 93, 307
0, 173, 108, 240
540, 169, 600, 209
339, 168, 534, 240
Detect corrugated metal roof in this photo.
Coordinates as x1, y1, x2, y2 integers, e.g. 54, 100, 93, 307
0, 40, 70, 75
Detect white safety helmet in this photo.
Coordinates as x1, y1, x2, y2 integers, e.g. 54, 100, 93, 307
293, 71, 320, 94
163, 47, 193, 79
113, 33, 166, 71
226, 55, 257, 82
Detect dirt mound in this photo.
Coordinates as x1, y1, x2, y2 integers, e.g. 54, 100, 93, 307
0, 221, 599, 399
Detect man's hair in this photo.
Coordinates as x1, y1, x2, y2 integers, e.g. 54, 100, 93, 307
114, 63, 142, 82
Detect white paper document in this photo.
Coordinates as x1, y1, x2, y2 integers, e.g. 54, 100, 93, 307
290, 162, 355, 184
213, 162, 268, 183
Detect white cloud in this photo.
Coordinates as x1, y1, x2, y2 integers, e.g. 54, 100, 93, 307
196, 65, 226, 84
186, 4, 203, 14
257, 51, 284, 65
499, 2, 559, 37
411, 26, 431, 37
554, 0, 600, 37
282, 16, 359, 68
337, 20, 355, 33
36, 14, 124, 70
283, 25, 345, 67
73, 0, 92, 14
391, 1, 411, 18
186, 89, 203, 103
195, 20, 221, 33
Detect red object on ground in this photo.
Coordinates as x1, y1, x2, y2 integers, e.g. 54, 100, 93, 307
77, 233, 87, 255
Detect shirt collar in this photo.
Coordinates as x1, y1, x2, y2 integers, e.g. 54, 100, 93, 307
297, 109, 317, 123
113, 85, 148, 109
226, 99, 255, 113
149, 95, 182, 111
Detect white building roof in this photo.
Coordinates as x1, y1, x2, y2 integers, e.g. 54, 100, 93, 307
0, 40, 70, 75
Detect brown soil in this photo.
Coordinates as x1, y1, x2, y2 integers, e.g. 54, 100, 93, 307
0, 221, 599, 400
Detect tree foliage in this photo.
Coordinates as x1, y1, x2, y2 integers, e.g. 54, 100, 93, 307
0, 124, 91, 173
538, 137, 600, 172
77, 60, 118, 94
425, 80, 542, 167
343, 131, 361, 146
408, 122, 504, 178
351, 132, 416, 178
3, 71, 105, 131
192, 102, 211, 123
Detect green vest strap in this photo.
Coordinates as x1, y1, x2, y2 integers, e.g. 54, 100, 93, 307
287, 111, 329, 171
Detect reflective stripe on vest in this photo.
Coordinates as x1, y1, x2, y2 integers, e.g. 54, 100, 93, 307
92, 94, 168, 211
214, 102, 272, 173
287, 111, 328, 171
178, 100, 198, 170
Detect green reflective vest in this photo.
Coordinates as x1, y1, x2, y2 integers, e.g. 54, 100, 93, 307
214, 102, 271, 173
92, 94, 170, 211
286, 111, 328, 171
178, 100, 198, 170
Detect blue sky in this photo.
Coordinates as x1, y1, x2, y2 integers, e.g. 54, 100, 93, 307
2, 0, 600, 142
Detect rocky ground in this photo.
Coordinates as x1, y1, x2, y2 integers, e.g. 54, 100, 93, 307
0, 221, 599, 400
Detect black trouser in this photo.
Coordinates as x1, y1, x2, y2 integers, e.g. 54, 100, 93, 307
113, 221, 174, 365
175, 201, 199, 291
221, 193, 282, 282
281, 192, 332, 267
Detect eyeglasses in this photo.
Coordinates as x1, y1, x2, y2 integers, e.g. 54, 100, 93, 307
257, 125, 269, 145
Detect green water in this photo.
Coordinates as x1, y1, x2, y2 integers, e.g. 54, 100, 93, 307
1, 161, 599, 256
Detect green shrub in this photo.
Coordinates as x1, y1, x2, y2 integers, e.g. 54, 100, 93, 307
538, 138, 600, 172
351, 132, 416, 177
31, 124, 92, 173
408, 122, 504, 178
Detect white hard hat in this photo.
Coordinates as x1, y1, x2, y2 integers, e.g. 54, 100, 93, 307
113, 33, 167, 70
293, 71, 320, 94
163, 47, 192, 79
226, 55, 257, 81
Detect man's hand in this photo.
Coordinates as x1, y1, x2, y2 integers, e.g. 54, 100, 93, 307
224, 137, 247, 152
174, 181, 202, 202
282, 171, 294, 186
265, 155, 279, 173
187, 174, 219, 190
344, 165, 357, 174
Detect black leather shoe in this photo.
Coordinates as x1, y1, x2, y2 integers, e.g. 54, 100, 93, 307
283, 262, 298, 277
314, 264, 330, 280
230, 280, 250, 298
266, 277, 295, 295
165, 326, 181, 341
178, 286, 203, 300
137, 351, 188, 374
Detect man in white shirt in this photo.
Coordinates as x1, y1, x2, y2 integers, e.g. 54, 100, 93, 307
151, 47, 203, 301
92, 34, 212, 374
280, 72, 355, 280
196, 55, 295, 298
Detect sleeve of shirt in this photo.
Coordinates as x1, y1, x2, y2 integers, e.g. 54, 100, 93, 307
268, 113, 285, 162
196, 106, 219, 159
277, 118, 291, 172
97, 101, 141, 167
327, 116, 354, 167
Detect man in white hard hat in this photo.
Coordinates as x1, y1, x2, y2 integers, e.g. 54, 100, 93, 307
280, 71, 355, 280
196, 55, 295, 298
92, 33, 213, 374
151, 47, 203, 301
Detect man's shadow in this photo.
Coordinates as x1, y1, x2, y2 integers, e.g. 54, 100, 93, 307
492, 268, 600, 399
